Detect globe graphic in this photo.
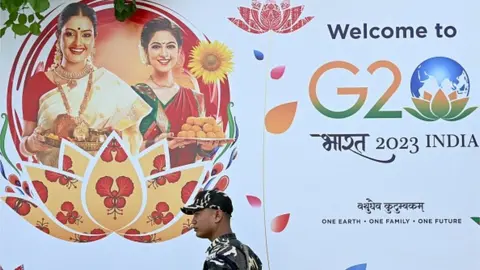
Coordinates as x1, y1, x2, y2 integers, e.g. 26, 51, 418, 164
410, 56, 470, 99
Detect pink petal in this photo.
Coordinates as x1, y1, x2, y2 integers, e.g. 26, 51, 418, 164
246, 195, 261, 208
271, 213, 290, 233
270, 66, 286, 79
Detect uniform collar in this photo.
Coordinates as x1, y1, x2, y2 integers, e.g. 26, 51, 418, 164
206, 233, 237, 253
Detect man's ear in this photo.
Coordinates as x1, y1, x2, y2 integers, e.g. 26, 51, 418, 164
213, 210, 224, 223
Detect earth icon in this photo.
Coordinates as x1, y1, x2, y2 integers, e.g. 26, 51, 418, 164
410, 56, 470, 99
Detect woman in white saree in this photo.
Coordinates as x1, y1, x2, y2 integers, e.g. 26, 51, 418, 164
20, 2, 151, 167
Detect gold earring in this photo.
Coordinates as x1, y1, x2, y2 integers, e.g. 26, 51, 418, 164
48, 41, 62, 71
87, 48, 95, 66
138, 44, 149, 66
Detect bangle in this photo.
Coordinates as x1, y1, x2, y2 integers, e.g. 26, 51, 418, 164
197, 145, 214, 158
20, 136, 34, 157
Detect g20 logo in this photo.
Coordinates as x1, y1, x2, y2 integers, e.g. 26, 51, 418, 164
308, 57, 477, 121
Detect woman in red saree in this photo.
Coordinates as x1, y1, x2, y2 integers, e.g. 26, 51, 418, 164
132, 17, 216, 168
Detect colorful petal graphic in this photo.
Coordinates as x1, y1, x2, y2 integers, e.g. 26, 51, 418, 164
471, 217, 480, 225
254, 49, 264, 60
271, 213, 290, 232
214, 176, 229, 191
270, 65, 286, 79
265, 102, 297, 134
228, 0, 314, 34
246, 195, 261, 208
346, 263, 367, 270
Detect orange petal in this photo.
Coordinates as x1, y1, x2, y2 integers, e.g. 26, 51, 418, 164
423, 91, 432, 101
271, 213, 290, 233
214, 176, 229, 191
246, 195, 261, 208
265, 102, 297, 134
448, 91, 457, 100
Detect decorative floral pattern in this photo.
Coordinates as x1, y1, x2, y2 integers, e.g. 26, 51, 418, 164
45, 157, 78, 189
56, 201, 82, 225
0, 85, 238, 245
181, 181, 198, 204
71, 229, 107, 243
124, 229, 162, 243
147, 202, 174, 226
148, 171, 181, 189
4, 175, 49, 216
228, 0, 314, 34
95, 176, 135, 220
100, 139, 128, 163
182, 218, 193, 234
36, 218, 50, 234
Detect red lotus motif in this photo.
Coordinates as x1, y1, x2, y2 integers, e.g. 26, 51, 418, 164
1, 133, 226, 244
228, 0, 314, 34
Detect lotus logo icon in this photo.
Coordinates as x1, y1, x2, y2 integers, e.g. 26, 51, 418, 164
404, 56, 477, 121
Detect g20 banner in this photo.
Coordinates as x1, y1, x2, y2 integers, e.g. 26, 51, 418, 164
0, 0, 478, 269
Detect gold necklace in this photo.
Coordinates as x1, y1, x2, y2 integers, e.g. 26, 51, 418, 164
149, 75, 175, 88
52, 71, 94, 140
54, 64, 93, 88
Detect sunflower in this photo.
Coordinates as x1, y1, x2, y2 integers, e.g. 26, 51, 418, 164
188, 40, 234, 84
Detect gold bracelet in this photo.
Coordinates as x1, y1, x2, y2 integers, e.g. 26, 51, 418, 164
20, 136, 34, 156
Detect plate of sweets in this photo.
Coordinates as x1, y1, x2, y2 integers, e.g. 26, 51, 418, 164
42, 115, 111, 152
171, 116, 235, 144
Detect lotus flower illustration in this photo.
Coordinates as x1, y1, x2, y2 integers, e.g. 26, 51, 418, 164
228, 0, 314, 34
405, 56, 477, 122
0, 133, 223, 243
404, 89, 477, 121
0, 102, 239, 243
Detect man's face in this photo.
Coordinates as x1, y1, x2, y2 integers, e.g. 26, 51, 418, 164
191, 208, 219, 239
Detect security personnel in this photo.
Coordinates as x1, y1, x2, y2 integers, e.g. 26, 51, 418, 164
181, 189, 262, 270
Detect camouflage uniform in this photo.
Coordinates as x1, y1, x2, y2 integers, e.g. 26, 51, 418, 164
181, 190, 263, 270
203, 233, 262, 270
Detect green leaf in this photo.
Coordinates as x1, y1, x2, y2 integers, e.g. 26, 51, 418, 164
14, 0, 25, 7
9, 11, 18, 21
18, 13, 27, 24
12, 23, 29, 35
4, 19, 14, 27
35, 12, 44, 20
0, 114, 20, 174
28, 0, 49, 13
444, 106, 478, 121
115, 10, 127, 22
471, 217, 480, 225
403, 107, 437, 122
0, 27, 7, 38
6, 1, 20, 13
114, 0, 125, 11
28, 14, 34, 22
29, 21, 41, 35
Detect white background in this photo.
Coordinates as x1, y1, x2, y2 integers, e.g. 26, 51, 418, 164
1, 0, 479, 269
